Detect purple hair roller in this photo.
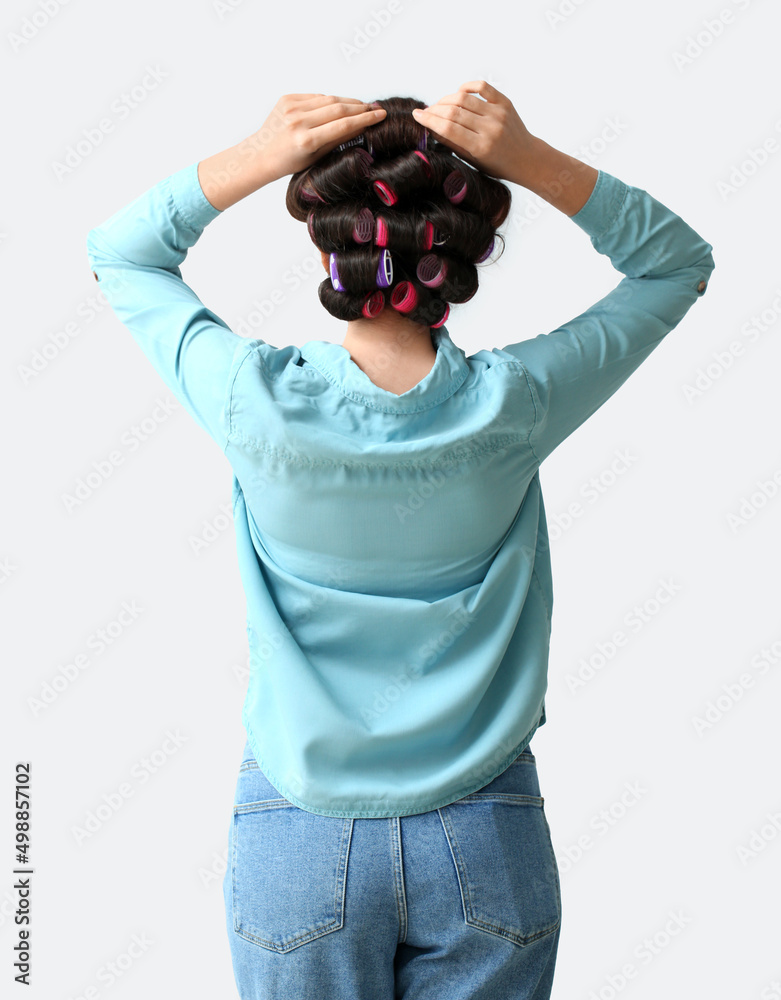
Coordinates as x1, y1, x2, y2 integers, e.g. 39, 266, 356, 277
329, 252, 345, 291
353, 207, 374, 243
376, 248, 393, 288
416, 253, 446, 288
476, 237, 495, 263
354, 148, 374, 179
443, 169, 467, 204
416, 128, 429, 151
336, 134, 365, 153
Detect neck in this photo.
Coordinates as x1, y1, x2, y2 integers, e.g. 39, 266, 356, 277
341, 315, 436, 379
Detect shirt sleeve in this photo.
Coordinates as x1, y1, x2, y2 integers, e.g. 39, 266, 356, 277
498, 169, 716, 465
85, 160, 250, 450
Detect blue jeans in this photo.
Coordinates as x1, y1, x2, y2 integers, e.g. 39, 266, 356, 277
223, 737, 561, 999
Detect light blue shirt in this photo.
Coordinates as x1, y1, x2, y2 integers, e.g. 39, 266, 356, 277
86, 160, 715, 817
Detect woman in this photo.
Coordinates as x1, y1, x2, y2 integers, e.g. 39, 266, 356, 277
86, 81, 715, 999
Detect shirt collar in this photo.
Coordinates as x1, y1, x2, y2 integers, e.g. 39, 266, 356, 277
298, 324, 470, 413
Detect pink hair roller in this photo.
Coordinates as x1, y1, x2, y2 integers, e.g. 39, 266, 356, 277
362, 289, 385, 318
423, 220, 434, 250
431, 302, 450, 328
413, 150, 432, 178
390, 281, 418, 314
443, 169, 467, 204
373, 179, 397, 206
353, 207, 374, 243
416, 253, 447, 288
375, 215, 389, 247
301, 183, 326, 203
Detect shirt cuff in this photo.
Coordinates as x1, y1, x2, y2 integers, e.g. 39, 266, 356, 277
569, 169, 629, 241
168, 160, 223, 233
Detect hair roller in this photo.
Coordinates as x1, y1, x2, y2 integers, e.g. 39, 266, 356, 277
308, 204, 376, 251
373, 208, 432, 256
415, 251, 478, 303
362, 289, 386, 318
390, 280, 418, 314
423, 202, 496, 260
328, 246, 394, 294
442, 164, 510, 227
370, 149, 439, 206
286, 95, 513, 323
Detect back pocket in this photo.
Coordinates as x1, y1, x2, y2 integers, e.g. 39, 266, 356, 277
231, 759, 354, 954
438, 759, 561, 947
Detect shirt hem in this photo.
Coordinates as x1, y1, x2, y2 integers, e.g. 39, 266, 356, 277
240, 710, 546, 819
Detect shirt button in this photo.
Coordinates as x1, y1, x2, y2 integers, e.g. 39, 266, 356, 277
697, 280, 707, 294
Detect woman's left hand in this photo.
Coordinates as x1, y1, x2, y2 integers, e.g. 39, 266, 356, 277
250, 94, 386, 183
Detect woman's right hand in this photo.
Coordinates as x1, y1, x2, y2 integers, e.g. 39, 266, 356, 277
412, 80, 539, 185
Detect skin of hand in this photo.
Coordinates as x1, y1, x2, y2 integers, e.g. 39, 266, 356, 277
411, 80, 539, 186
197, 95, 386, 210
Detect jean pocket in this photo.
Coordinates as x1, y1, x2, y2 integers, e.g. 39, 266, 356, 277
439, 762, 561, 947
230, 758, 354, 954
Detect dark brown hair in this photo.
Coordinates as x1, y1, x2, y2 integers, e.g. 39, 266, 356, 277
285, 96, 512, 327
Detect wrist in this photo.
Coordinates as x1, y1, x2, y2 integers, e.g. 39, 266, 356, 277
510, 137, 598, 216
198, 134, 278, 212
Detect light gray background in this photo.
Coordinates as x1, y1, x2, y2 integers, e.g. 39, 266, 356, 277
3, 0, 780, 996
